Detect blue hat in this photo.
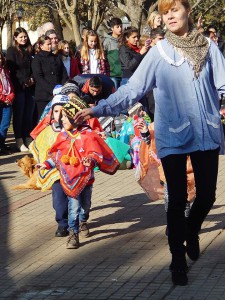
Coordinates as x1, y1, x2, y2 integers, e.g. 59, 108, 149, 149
51, 95, 69, 108
53, 84, 63, 95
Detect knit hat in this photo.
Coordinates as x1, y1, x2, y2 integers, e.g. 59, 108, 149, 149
128, 102, 143, 117
61, 82, 80, 96
62, 95, 88, 118
53, 84, 63, 95
51, 94, 69, 109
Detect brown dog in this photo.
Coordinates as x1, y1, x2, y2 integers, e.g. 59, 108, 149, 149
12, 155, 40, 190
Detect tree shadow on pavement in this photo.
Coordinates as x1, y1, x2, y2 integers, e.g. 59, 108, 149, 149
81, 193, 167, 246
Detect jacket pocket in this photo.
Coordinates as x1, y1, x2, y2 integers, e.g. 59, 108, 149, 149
169, 117, 193, 148
206, 112, 221, 144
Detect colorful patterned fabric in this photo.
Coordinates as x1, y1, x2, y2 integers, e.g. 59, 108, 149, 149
119, 117, 134, 144
49, 126, 120, 198
105, 137, 131, 163
29, 123, 61, 191
30, 112, 52, 139
62, 98, 87, 118
79, 56, 110, 76
137, 123, 164, 201
130, 136, 141, 168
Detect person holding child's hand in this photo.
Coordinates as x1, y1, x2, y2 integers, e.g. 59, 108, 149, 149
74, 0, 225, 286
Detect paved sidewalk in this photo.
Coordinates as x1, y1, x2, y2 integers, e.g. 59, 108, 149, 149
1, 143, 225, 299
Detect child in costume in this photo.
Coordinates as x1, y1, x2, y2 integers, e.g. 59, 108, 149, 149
37, 98, 120, 249
136, 119, 195, 213
29, 94, 70, 237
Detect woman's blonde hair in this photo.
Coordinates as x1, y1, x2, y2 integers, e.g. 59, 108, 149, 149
35, 35, 51, 53
147, 11, 161, 27
56, 40, 73, 57
158, 0, 193, 26
80, 30, 105, 61
139, 35, 150, 47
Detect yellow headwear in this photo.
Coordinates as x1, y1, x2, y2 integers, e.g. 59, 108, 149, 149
62, 96, 88, 118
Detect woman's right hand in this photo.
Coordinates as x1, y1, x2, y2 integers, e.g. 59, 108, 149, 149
74, 108, 94, 123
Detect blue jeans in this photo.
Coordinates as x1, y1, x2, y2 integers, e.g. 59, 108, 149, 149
0, 104, 12, 141
68, 184, 93, 233
110, 77, 121, 90
52, 180, 68, 228
13, 89, 35, 139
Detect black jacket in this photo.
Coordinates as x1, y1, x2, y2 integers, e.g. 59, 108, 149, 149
119, 45, 144, 79
6, 46, 33, 92
32, 50, 68, 102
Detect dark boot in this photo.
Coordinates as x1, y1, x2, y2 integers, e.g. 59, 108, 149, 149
0, 138, 11, 155
186, 235, 200, 261
169, 255, 188, 286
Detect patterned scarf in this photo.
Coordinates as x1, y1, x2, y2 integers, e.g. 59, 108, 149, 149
127, 42, 140, 53
0, 68, 11, 95
165, 28, 209, 76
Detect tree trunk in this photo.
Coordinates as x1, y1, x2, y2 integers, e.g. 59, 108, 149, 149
6, 20, 12, 49
0, 28, 2, 52
117, 0, 144, 28
70, 13, 81, 46
50, 9, 64, 40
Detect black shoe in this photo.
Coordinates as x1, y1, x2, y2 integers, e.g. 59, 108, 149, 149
171, 271, 188, 286
0, 146, 11, 155
170, 256, 188, 286
55, 226, 69, 237
186, 236, 200, 261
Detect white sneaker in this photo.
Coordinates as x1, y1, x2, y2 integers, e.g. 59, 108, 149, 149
19, 144, 29, 152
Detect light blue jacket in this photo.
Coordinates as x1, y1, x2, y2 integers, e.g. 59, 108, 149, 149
92, 39, 225, 158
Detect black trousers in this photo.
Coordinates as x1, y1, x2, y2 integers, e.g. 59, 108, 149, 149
161, 148, 219, 257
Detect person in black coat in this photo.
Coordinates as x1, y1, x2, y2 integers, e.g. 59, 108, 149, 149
32, 35, 68, 120
119, 27, 151, 114
119, 27, 150, 86
6, 27, 35, 151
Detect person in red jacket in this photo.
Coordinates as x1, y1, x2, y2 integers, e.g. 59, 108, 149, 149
56, 40, 80, 79
0, 51, 15, 155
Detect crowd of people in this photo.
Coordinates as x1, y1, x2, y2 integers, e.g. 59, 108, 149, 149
1, 0, 225, 287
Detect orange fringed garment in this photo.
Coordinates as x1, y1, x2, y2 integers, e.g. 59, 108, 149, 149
30, 111, 52, 140
138, 123, 164, 201
138, 123, 195, 202
49, 126, 120, 198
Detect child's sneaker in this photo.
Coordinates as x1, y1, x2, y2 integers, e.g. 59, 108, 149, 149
79, 222, 90, 238
66, 231, 79, 249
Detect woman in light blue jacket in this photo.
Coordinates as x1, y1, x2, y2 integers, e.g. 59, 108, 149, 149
76, 0, 225, 286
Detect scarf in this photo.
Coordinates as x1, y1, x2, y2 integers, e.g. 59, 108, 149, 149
0, 68, 11, 95
127, 42, 140, 53
165, 28, 209, 76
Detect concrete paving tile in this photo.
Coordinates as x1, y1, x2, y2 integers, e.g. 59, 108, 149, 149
1, 152, 225, 298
